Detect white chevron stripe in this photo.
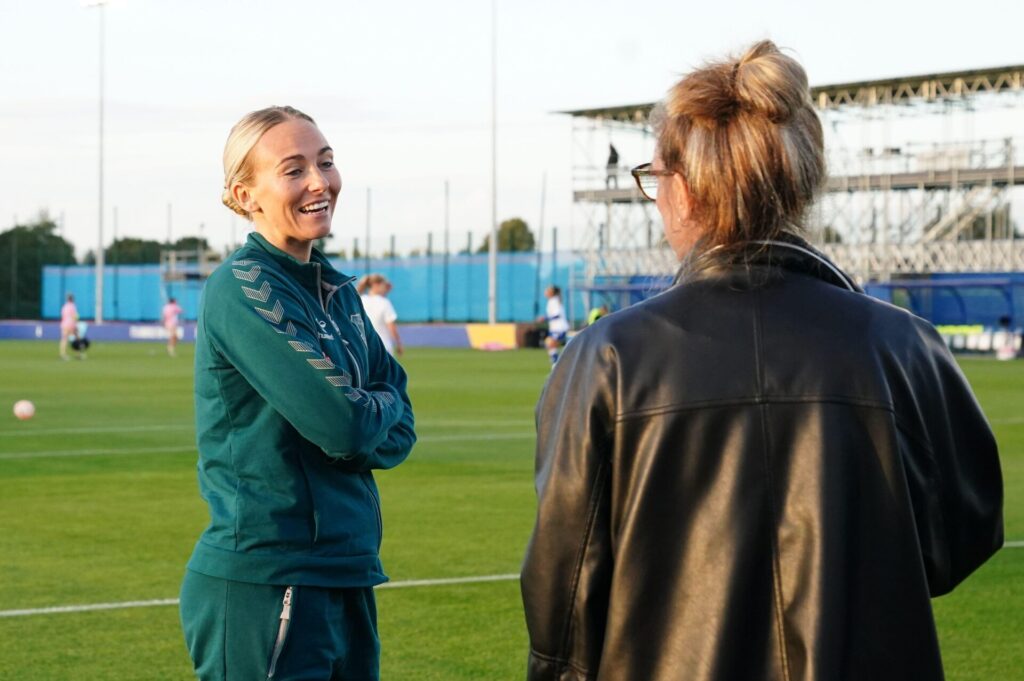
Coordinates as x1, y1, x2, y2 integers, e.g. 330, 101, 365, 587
307, 357, 335, 370
288, 340, 317, 353
231, 265, 261, 282
255, 300, 284, 324
374, 391, 396, 406
232, 259, 255, 266
273, 321, 298, 337
325, 374, 352, 387
241, 281, 271, 303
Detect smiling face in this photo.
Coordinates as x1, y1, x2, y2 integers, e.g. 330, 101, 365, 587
231, 118, 341, 262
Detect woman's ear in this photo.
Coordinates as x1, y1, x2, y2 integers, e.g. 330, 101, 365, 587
671, 174, 693, 224
232, 182, 260, 215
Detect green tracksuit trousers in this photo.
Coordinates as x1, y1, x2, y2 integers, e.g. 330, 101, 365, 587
179, 570, 380, 681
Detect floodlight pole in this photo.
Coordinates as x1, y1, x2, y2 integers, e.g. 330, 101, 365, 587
86, 0, 109, 324
487, 0, 498, 323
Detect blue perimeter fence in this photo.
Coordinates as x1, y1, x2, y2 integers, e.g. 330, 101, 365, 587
41, 252, 586, 325
34, 258, 1024, 330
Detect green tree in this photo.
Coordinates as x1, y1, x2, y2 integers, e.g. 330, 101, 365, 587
476, 218, 536, 253
172, 236, 210, 252
105, 237, 163, 264
0, 212, 76, 319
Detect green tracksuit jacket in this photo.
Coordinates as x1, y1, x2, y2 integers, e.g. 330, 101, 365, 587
187, 232, 416, 587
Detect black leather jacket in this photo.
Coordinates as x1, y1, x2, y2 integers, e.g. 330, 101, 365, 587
521, 239, 1003, 681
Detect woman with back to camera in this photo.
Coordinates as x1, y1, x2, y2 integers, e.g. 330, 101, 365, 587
179, 106, 415, 681
521, 41, 1003, 681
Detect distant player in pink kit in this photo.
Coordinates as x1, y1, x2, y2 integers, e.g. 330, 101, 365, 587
59, 294, 78, 360
162, 297, 183, 357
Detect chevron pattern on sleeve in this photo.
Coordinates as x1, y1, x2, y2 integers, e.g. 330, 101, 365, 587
241, 281, 272, 303
273, 321, 298, 336
325, 373, 353, 387
231, 265, 261, 282
231, 265, 379, 409
308, 356, 336, 370
255, 300, 285, 324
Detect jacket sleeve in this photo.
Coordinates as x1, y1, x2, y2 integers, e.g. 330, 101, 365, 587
521, 331, 616, 681
339, 306, 416, 472
901, 318, 1003, 596
203, 267, 405, 462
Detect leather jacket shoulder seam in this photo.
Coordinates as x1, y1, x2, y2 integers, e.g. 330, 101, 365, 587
616, 395, 896, 422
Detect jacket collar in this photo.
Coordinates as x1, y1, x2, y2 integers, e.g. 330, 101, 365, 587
679, 232, 863, 294
246, 232, 355, 287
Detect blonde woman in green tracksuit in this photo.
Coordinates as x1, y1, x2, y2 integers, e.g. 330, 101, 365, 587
179, 106, 416, 681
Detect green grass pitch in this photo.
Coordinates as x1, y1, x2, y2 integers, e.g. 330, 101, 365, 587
0, 341, 1021, 680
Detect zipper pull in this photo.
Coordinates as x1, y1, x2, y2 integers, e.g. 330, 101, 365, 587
281, 586, 293, 621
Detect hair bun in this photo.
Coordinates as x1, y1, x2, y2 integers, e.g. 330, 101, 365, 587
732, 41, 809, 123
667, 40, 809, 126
666, 62, 740, 124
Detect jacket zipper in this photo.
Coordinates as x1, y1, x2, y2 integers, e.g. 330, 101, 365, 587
342, 339, 363, 388
361, 475, 384, 550
266, 586, 294, 679
313, 263, 326, 312
317, 267, 360, 386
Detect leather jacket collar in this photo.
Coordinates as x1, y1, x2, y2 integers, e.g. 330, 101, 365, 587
677, 232, 863, 294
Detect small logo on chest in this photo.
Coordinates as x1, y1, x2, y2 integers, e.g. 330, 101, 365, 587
317, 319, 335, 340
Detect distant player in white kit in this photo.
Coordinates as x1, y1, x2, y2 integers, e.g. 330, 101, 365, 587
543, 285, 569, 366
357, 274, 403, 357
162, 296, 183, 357
59, 293, 78, 360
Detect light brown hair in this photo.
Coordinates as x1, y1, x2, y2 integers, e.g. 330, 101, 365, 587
655, 40, 825, 248
356, 273, 389, 295
221, 106, 316, 220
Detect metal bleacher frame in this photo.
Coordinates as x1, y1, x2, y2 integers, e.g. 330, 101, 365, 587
564, 64, 1024, 321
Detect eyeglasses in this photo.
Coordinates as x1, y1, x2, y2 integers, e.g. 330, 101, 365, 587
630, 163, 675, 201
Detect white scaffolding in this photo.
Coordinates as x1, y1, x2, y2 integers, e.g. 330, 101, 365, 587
566, 64, 1024, 289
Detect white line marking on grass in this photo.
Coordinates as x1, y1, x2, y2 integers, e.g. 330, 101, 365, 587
990, 417, 1024, 425
377, 573, 519, 589
7, 543, 1024, 618
0, 424, 193, 438
0, 599, 181, 618
0, 445, 195, 461
0, 574, 521, 618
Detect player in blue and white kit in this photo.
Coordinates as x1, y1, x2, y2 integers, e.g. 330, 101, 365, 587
544, 285, 570, 366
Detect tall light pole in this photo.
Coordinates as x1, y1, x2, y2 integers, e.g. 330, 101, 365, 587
85, 0, 109, 323
488, 0, 498, 323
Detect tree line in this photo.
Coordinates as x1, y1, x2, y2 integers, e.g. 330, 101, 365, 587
0, 212, 540, 319
0, 212, 213, 319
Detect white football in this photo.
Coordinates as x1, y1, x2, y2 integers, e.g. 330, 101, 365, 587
13, 400, 35, 421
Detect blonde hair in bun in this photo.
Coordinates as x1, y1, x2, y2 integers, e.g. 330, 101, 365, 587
221, 106, 316, 220
654, 40, 824, 248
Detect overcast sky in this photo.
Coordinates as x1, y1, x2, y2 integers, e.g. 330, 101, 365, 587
1, 0, 1022, 257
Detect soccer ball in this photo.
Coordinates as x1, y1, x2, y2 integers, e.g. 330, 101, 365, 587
13, 400, 35, 421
